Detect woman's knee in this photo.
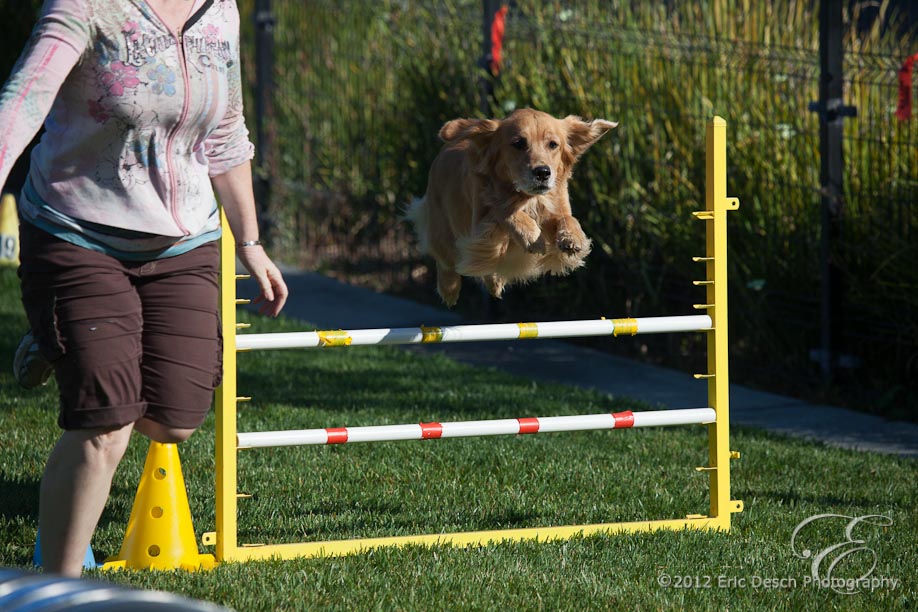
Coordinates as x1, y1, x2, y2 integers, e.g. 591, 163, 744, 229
134, 418, 196, 444
52, 424, 134, 471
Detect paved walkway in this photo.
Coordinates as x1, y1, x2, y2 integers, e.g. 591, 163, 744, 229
240, 268, 918, 458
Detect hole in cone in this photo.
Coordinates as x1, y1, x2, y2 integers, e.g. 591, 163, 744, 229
148, 545, 161, 557
151, 506, 164, 518
154, 468, 167, 480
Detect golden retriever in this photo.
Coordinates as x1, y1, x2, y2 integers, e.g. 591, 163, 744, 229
406, 108, 617, 306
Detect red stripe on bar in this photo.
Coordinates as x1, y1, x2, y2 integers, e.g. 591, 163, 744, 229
420, 422, 443, 439
612, 411, 635, 428
326, 428, 349, 444
517, 417, 540, 434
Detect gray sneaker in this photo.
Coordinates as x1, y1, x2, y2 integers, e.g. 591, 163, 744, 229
13, 330, 54, 389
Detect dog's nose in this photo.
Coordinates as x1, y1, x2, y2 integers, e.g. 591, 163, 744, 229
533, 165, 551, 182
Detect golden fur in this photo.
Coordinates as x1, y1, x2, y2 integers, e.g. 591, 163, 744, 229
406, 108, 617, 306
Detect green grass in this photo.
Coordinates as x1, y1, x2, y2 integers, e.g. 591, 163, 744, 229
0, 265, 915, 611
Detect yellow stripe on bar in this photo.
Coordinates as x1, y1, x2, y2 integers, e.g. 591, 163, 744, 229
317, 330, 352, 347
612, 318, 638, 336
420, 326, 443, 343
517, 322, 539, 339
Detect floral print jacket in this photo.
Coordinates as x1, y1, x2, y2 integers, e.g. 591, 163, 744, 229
0, 0, 254, 255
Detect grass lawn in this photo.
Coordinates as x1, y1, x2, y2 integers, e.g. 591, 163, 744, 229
0, 266, 915, 611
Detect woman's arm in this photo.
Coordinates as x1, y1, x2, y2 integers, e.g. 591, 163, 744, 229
211, 160, 288, 317
0, 0, 88, 189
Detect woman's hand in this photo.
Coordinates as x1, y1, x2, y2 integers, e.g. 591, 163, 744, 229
210, 161, 289, 317
237, 244, 288, 317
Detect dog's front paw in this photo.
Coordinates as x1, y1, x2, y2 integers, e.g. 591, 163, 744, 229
557, 229, 590, 255
505, 211, 545, 254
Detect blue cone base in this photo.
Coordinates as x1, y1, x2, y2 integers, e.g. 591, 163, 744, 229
33, 530, 98, 570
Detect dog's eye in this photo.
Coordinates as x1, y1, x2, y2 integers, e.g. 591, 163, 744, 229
511, 138, 527, 150
548, 140, 559, 150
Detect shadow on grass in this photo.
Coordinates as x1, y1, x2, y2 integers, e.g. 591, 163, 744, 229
750, 488, 888, 510
0, 476, 39, 521
254, 497, 407, 521
237, 358, 587, 420
240, 501, 543, 543
0, 475, 139, 528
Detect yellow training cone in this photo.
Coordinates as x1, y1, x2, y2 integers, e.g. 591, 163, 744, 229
102, 441, 215, 571
0, 193, 20, 266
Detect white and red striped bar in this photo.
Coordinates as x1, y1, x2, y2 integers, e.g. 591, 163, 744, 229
236, 408, 716, 449
235, 315, 712, 351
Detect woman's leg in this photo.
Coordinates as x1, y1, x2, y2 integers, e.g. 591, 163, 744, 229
39, 423, 134, 577
133, 418, 195, 444
19, 224, 147, 575
133, 242, 221, 436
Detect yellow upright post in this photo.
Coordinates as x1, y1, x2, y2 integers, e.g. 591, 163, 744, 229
209, 210, 240, 562
701, 117, 743, 528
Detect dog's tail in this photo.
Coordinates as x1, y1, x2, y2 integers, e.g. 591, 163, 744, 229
402, 196, 430, 254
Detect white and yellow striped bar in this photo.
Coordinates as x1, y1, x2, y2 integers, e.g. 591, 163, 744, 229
236, 408, 716, 449
235, 315, 712, 351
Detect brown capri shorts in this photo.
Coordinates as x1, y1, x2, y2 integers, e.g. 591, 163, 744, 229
18, 222, 223, 431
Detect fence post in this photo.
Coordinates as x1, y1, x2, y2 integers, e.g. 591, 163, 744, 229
812, 0, 855, 382
477, 0, 501, 317
478, 0, 500, 116
254, 0, 276, 245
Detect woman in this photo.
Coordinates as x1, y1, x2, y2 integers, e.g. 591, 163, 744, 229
0, 0, 288, 576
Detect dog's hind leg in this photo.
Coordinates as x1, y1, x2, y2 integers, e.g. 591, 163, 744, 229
437, 264, 462, 307
483, 274, 506, 299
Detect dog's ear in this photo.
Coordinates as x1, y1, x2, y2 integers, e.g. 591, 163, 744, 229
439, 118, 499, 143
440, 119, 500, 175
563, 116, 618, 163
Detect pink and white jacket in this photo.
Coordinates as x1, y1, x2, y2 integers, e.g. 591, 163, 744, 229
0, 0, 254, 256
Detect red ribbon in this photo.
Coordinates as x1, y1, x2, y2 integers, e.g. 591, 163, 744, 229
896, 53, 918, 121
489, 5, 509, 76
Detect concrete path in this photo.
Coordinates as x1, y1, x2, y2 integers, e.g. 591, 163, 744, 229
239, 268, 918, 458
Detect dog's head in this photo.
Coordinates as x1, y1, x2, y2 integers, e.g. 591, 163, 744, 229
439, 109, 618, 196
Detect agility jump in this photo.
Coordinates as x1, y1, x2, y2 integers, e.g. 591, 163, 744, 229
191, 117, 743, 565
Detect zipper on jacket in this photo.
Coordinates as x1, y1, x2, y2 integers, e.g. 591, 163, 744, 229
165, 37, 191, 235
149, 0, 215, 235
